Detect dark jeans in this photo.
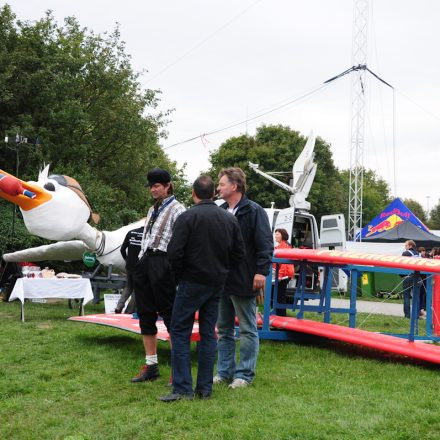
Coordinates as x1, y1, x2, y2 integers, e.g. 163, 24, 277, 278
403, 275, 417, 318
171, 280, 222, 396
272, 278, 290, 316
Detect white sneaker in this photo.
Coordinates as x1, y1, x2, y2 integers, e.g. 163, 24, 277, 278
213, 374, 228, 384
228, 378, 250, 389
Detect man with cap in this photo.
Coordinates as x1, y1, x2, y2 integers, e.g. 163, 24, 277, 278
131, 168, 185, 383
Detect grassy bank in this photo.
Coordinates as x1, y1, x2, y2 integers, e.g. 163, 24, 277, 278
1, 300, 439, 440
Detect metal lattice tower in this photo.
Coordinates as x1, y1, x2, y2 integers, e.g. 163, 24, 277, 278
348, 0, 369, 241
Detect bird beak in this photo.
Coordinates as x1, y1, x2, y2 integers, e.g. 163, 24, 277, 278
0, 169, 52, 210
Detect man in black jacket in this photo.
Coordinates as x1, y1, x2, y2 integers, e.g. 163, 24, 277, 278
159, 176, 245, 402
115, 226, 143, 314
214, 167, 273, 389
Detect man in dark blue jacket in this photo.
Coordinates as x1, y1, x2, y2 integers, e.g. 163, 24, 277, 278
159, 175, 245, 402
214, 167, 273, 389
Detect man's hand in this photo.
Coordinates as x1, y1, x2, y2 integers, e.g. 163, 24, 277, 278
253, 274, 266, 291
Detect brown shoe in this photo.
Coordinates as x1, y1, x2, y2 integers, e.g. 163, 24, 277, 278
131, 364, 159, 382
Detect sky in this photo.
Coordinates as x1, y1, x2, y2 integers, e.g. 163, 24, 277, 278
6, 0, 440, 212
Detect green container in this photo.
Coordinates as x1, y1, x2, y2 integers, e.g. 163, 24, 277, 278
357, 271, 375, 297
374, 272, 403, 296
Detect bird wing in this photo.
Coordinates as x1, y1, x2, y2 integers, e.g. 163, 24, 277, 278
3, 240, 87, 263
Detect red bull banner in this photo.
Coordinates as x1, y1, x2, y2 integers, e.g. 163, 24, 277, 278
360, 198, 429, 239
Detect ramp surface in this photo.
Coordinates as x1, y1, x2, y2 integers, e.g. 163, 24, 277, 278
69, 313, 200, 342
269, 316, 440, 365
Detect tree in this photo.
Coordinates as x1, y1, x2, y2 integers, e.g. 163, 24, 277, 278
0, 5, 190, 254
208, 125, 345, 222
339, 170, 392, 227
430, 203, 440, 230
403, 199, 428, 224
208, 124, 391, 226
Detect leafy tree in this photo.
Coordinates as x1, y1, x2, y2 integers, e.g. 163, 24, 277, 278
208, 124, 391, 227
403, 198, 427, 224
0, 5, 190, 254
208, 125, 345, 222
429, 203, 440, 230
339, 170, 391, 227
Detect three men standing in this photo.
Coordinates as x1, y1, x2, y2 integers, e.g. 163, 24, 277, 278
131, 168, 185, 383
132, 165, 273, 397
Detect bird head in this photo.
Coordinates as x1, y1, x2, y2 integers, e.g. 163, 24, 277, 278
0, 165, 98, 241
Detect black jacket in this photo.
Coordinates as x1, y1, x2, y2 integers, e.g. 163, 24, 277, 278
167, 200, 245, 286
120, 226, 144, 271
220, 195, 273, 297
402, 247, 420, 258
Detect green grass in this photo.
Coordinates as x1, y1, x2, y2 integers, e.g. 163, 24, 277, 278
1, 300, 440, 440
331, 291, 404, 304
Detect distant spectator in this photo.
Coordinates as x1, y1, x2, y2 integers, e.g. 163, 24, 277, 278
273, 228, 294, 316
431, 247, 440, 258
402, 240, 420, 319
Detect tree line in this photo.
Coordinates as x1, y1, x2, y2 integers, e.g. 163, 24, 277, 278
1, 5, 438, 258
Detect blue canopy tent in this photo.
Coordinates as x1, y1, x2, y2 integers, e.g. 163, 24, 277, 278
362, 220, 440, 248
359, 198, 429, 240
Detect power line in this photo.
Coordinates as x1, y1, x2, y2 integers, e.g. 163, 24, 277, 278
164, 65, 395, 152
145, 0, 263, 84
397, 89, 440, 123
163, 82, 331, 150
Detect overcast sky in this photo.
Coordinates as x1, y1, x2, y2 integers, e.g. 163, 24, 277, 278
7, 0, 440, 212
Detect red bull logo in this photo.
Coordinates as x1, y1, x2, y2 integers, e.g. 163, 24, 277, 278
365, 214, 403, 237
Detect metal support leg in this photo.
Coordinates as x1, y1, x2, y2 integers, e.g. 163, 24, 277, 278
349, 269, 358, 328
272, 264, 280, 313
426, 275, 433, 338
318, 268, 326, 311
322, 266, 332, 323
409, 273, 421, 342
20, 301, 25, 322
262, 272, 273, 332
296, 263, 307, 319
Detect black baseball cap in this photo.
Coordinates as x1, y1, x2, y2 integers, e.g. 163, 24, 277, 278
146, 168, 171, 187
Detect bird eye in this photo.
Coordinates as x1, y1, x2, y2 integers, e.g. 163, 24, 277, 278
44, 182, 56, 191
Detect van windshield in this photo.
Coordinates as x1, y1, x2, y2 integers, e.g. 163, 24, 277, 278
291, 215, 314, 248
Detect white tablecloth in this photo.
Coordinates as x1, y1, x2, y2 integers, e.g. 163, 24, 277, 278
9, 278, 94, 305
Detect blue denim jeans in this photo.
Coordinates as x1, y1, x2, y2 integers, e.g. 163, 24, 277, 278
216, 294, 259, 383
170, 280, 222, 396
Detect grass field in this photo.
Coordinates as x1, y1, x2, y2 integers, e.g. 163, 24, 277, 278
1, 299, 440, 440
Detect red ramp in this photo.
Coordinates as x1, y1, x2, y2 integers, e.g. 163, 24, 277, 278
69, 314, 200, 342
269, 316, 440, 365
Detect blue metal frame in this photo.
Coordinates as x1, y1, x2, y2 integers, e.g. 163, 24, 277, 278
258, 256, 439, 342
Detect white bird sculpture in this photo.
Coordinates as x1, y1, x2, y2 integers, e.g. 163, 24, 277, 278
0, 165, 145, 271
